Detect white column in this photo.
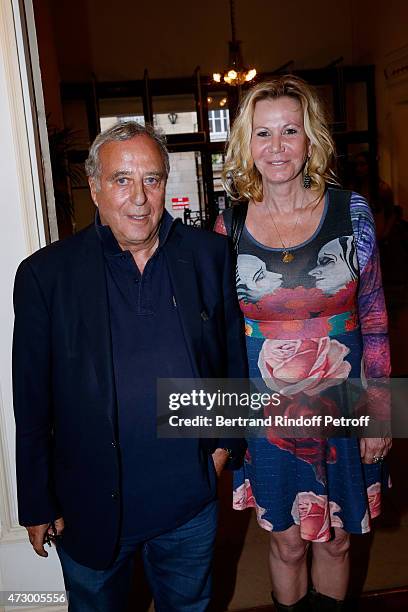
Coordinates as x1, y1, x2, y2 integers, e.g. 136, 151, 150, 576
0, 1, 65, 610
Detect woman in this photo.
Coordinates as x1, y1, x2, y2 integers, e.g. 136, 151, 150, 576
214, 76, 391, 611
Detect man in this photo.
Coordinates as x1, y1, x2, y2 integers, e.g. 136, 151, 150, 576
13, 122, 247, 611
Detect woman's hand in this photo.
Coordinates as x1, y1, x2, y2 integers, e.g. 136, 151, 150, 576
359, 437, 392, 464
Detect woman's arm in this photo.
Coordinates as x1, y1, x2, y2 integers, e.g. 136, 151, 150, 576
351, 192, 391, 378
351, 192, 392, 463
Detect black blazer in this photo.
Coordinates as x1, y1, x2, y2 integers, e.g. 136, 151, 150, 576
12, 220, 248, 569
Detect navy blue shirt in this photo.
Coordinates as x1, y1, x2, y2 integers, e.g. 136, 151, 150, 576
96, 211, 216, 543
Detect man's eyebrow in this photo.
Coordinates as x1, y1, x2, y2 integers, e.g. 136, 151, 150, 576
107, 170, 133, 181
108, 170, 165, 181
144, 171, 165, 177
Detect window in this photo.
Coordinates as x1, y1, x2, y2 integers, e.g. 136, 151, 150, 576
208, 109, 230, 142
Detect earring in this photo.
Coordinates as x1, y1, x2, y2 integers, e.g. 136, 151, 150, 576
303, 159, 311, 189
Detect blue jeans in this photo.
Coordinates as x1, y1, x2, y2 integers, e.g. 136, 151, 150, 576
57, 500, 218, 612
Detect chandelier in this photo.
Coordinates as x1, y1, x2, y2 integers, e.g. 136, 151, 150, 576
213, 0, 257, 86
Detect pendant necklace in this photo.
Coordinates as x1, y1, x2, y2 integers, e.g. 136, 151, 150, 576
265, 191, 306, 263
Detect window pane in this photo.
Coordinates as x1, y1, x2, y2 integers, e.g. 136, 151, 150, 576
207, 92, 229, 142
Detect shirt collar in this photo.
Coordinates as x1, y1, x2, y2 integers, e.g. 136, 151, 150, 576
95, 208, 176, 256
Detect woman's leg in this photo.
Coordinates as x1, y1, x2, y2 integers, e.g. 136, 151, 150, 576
311, 528, 350, 600
269, 524, 309, 606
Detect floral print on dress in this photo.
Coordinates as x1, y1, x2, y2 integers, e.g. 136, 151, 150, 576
367, 482, 382, 518
291, 492, 344, 542
258, 337, 351, 397
215, 190, 391, 539
233, 479, 273, 531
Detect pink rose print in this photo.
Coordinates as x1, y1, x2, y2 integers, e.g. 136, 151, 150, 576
291, 491, 331, 541
360, 483, 383, 532
329, 500, 343, 529
255, 504, 273, 531
233, 479, 256, 511
258, 337, 351, 397
233, 480, 273, 530
367, 482, 381, 518
361, 510, 370, 533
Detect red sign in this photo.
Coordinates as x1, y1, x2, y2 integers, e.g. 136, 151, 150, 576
171, 197, 189, 210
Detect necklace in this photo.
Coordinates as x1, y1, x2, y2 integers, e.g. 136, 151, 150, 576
265, 190, 307, 263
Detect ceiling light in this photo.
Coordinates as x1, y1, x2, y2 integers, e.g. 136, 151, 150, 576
212, 0, 257, 87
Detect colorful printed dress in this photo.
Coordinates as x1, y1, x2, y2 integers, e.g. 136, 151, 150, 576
215, 189, 391, 541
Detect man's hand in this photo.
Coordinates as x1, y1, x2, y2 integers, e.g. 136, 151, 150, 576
360, 437, 392, 464
211, 448, 230, 477
26, 517, 65, 557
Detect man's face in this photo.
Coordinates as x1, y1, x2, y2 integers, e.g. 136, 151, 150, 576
89, 135, 167, 251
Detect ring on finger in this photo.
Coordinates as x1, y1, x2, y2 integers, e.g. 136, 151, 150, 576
372, 455, 385, 464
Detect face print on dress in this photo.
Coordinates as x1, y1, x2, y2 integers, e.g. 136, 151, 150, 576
237, 254, 283, 303
308, 236, 358, 295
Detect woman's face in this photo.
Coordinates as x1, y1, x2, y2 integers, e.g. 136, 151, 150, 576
250, 96, 311, 187
237, 254, 282, 302
309, 237, 357, 295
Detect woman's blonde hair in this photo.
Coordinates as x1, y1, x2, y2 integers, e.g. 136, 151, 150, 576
222, 75, 337, 202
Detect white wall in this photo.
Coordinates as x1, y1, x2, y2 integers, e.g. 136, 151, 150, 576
0, 1, 65, 610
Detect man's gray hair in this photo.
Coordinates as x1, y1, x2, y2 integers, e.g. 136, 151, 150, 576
85, 121, 170, 189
